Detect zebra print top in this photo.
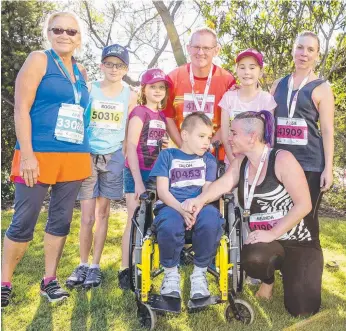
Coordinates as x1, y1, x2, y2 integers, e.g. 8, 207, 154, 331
238, 149, 312, 242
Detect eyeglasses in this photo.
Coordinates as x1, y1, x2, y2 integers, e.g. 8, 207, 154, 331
189, 45, 217, 54
102, 62, 128, 70
49, 28, 79, 37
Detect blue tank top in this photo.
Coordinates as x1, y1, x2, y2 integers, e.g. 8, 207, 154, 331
274, 75, 325, 172
15, 50, 90, 153
86, 82, 131, 154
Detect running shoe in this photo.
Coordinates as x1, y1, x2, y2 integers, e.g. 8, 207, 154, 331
1, 285, 12, 307
160, 272, 181, 299
66, 265, 89, 289
118, 268, 131, 290
40, 279, 69, 303
82, 268, 102, 289
190, 272, 210, 300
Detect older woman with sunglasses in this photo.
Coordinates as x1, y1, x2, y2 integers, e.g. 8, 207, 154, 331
1, 12, 91, 306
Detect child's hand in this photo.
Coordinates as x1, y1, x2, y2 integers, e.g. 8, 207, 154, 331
178, 205, 196, 230
135, 182, 146, 199
161, 136, 169, 149
181, 198, 203, 218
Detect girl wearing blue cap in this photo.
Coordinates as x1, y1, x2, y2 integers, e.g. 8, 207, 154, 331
66, 44, 137, 290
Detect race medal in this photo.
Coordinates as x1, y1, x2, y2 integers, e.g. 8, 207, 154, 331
243, 146, 269, 220
55, 103, 84, 144
276, 117, 308, 145
183, 93, 215, 119
147, 120, 166, 146
90, 100, 124, 130
243, 209, 251, 218
170, 158, 206, 188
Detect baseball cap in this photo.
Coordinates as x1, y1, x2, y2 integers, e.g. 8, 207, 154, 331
236, 48, 264, 67
101, 44, 129, 66
140, 68, 172, 87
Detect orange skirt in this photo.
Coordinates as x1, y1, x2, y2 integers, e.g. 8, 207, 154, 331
11, 150, 92, 184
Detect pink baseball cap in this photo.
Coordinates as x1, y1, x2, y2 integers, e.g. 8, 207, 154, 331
236, 48, 264, 67
141, 68, 172, 87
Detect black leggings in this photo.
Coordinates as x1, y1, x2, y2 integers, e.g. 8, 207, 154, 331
241, 240, 323, 317
304, 171, 324, 240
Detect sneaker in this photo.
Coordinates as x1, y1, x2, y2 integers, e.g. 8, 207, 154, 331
118, 268, 131, 290
66, 265, 89, 289
1, 286, 12, 307
190, 272, 210, 300
40, 279, 69, 303
160, 272, 181, 299
82, 268, 102, 289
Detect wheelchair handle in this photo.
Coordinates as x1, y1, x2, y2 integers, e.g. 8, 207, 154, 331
139, 191, 156, 203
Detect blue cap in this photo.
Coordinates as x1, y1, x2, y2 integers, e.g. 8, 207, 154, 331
101, 44, 129, 66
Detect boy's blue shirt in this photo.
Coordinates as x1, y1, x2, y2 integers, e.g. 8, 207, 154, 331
150, 148, 217, 203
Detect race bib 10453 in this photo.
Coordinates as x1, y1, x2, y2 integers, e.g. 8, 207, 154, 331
169, 158, 206, 188
55, 103, 84, 144
90, 100, 124, 130
276, 117, 308, 145
183, 93, 215, 118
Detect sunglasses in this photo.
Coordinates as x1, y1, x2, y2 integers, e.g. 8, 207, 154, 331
49, 28, 79, 37
102, 62, 128, 70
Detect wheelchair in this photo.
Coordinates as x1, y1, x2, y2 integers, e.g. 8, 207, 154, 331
128, 143, 254, 330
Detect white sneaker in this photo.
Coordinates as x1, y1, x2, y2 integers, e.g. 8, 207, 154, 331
190, 272, 210, 299
160, 272, 181, 299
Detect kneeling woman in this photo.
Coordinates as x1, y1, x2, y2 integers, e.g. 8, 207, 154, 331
182, 110, 323, 317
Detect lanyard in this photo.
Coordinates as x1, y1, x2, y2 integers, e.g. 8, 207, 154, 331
244, 145, 269, 215
50, 49, 81, 105
189, 63, 213, 112
287, 72, 310, 118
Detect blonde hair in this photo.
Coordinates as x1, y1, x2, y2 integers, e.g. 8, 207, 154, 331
189, 27, 218, 45
43, 11, 84, 55
294, 31, 320, 52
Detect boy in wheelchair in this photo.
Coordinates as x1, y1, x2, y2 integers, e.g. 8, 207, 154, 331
150, 112, 225, 300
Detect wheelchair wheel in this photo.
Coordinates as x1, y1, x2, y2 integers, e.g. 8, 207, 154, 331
224, 299, 254, 325
137, 303, 157, 330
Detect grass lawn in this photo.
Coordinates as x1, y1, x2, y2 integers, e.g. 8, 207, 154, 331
1, 210, 346, 331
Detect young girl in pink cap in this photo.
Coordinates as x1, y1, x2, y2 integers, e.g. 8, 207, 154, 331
118, 68, 171, 289
219, 49, 277, 166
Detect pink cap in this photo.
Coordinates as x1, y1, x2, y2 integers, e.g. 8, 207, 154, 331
236, 48, 264, 67
141, 68, 172, 87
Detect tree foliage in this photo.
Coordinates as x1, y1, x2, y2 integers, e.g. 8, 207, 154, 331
1, 0, 56, 201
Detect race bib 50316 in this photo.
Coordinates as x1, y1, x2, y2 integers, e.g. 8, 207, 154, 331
90, 100, 124, 130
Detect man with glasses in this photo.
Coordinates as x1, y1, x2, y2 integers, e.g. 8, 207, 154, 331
66, 44, 137, 290
164, 27, 235, 161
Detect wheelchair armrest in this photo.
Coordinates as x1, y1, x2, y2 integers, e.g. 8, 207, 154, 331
223, 193, 235, 203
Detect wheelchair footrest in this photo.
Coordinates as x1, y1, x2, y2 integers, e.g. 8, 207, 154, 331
187, 295, 222, 310
148, 294, 181, 314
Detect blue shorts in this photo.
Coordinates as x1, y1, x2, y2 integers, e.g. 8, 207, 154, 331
78, 149, 124, 200
123, 167, 156, 194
